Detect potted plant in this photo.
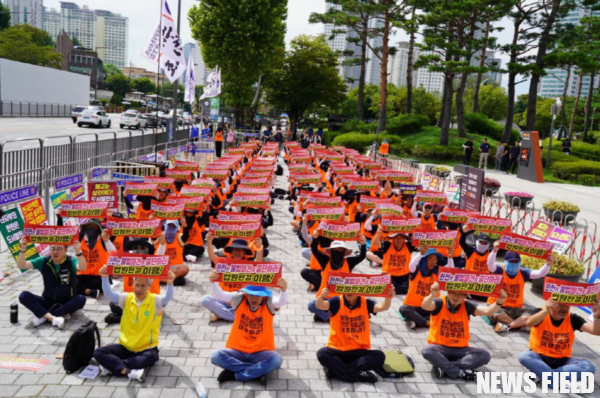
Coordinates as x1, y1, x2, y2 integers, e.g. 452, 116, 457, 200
505, 192, 534, 209
483, 178, 501, 197
524, 253, 585, 293
431, 166, 452, 179
542, 200, 580, 224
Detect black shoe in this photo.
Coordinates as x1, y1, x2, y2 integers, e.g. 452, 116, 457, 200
431, 366, 444, 379
313, 314, 329, 323
355, 371, 377, 383
461, 369, 479, 381
278, 195, 284, 200
323, 367, 334, 379
87, 289, 100, 299
258, 374, 267, 386
104, 313, 121, 324
173, 277, 187, 286
217, 370, 236, 383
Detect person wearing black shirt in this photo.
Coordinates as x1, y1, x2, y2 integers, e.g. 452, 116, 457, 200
462, 138, 474, 165
562, 139, 572, 155
507, 141, 521, 174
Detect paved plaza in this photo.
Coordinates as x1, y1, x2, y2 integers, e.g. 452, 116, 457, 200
0, 159, 599, 398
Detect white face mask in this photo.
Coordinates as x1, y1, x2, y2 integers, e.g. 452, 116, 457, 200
476, 241, 489, 253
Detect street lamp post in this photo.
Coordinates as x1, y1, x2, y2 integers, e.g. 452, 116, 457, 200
546, 97, 561, 170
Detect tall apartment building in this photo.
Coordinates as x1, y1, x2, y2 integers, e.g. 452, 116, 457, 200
2, 0, 43, 28
414, 49, 445, 96
323, 2, 383, 89
42, 2, 129, 69
388, 41, 419, 89
180, 42, 211, 87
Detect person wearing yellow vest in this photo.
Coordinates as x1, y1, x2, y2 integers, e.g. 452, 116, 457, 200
94, 265, 176, 382
422, 281, 507, 380
411, 202, 438, 230
315, 285, 395, 383
308, 232, 367, 322
519, 297, 600, 388
399, 247, 453, 329
214, 126, 224, 158
487, 244, 553, 333
368, 226, 415, 294
379, 139, 389, 156
209, 278, 287, 385
202, 233, 264, 322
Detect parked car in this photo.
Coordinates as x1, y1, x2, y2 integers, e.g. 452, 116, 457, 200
143, 113, 160, 128
119, 110, 147, 129
71, 105, 104, 123
182, 112, 192, 125
77, 109, 111, 128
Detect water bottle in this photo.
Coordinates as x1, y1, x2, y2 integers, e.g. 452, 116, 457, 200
10, 303, 18, 324
195, 381, 207, 398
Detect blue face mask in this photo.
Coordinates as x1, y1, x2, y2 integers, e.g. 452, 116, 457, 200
504, 260, 521, 276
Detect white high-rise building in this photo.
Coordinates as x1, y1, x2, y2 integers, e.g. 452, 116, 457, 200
415, 49, 445, 96
323, 2, 383, 89
388, 41, 419, 88
42, 2, 129, 68
2, 0, 43, 28
180, 42, 210, 86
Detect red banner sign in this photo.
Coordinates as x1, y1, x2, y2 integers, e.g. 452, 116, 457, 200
543, 277, 600, 306
165, 169, 192, 180
60, 200, 109, 218
88, 182, 118, 209
174, 161, 199, 172
377, 172, 413, 182
289, 164, 309, 173
214, 257, 282, 287
236, 186, 270, 195
125, 183, 158, 196
318, 220, 361, 241
144, 177, 175, 190
307, 196, 342, 207
190, 178, 216, 188
381, 217, 421, 233
306, 206, 345, 221
106, 251, 171, 277
375, 203, 404, 216
498, 232, 554, 259
415, 190, 448, 204
106, 217, 161, 238
360, 197, 392, 209
24, 224, 79, 245
201, 170, 228, 179
150, 201, 185, 219
180, 187, 211, 198
209, 218, 262, 239
19, 198, 47, 225
295, 174, 321, 184
437, 267, 504, 297
467, 215, 512, 233
218, 211, 262, 223
231, 194, 270, 208
412, 229, 458, 248
327, 271, 392, 297
167, 197, 205, 210
0, 356, 49, 371
439, 210, 477, 224
349, 179, 380, 191
240, 177, 269, 187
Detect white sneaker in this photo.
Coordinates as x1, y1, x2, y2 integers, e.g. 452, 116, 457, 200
407, 321, 417, 330
127, 368, 147, 382
99, 364, 111, 376
32, 316, 47, 327
185, 254, 197, 263
370, 261, 381, 268
52, 317, 65, 329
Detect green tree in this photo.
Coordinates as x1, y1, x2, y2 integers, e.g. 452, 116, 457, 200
463, 85, 508, 121
339, 83, 380, 120
0, 3, 11, 31
71, 35, 82, 47
104, 63, 123, 77
189, 0, 287, 125
264, 35, 346, 133
107, 74, 132, 97
0, 25, 61, 68
133, 77, 155, 94
390, 86, 440, 124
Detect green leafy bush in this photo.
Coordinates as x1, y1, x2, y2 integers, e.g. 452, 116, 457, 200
542, 200, 580, 212
464, 113, 520, 143
522, 253, 584, 275
578, 174, 600, 186
548, 140, 600, 162
392, 143, 467, 163
332, 133, 401, 153
385, 114, 429, 136
324, 131, 344, 147
583, 131, 599, 145
339, 119, 378, 134
541, 149, 579, 165
550, 160, 600, 180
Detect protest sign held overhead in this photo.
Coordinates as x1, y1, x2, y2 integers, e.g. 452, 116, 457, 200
543, 277, 600, 306
380, 217, 421, 233
106, 251, 171, 278
498, 232, 554, 259
467, 215, 512, 233
306, 206, 345, 221
24, 225, 79, 245
209, 218, 262, 239
60, 200, 109, 219
150, 201, 185, 219
438, 267, 504, 297
327, 272, 392, 297
214, 257, 282, 287
106, 217, 161, 238
318, 220, 361, 241
412, 229, 458, 248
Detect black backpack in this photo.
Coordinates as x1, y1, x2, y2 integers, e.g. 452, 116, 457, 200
63, 320, 102, 374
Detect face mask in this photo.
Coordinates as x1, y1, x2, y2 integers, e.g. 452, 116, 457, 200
476, 242, 489, 253
165, 224, 178, 244
505, 261, 521, 276
85, 228, 100, 250
330, 250, 346, 268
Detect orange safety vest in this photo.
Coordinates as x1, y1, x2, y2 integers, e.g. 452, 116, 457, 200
124, 276, 161, 294
421, 214, 436, 230
529, 310, 574, 358
112, 236, 125, 252
403, 271, 438, 307
379, 142, 389, 155
382, 243, 411, 277
317, 259, 350, 299
215, 131, 224, 142
78, 239, 108, 276
380, 191, 396, 200
465, 250, 489, 273
428, 296, 470, 348
487, 266, 525, 308
438, 231, 463, 258
136, 203, 154, 220
327, 296, 371, 351
186, 220, 204, 247
226, 297, 275, 354
158, 235, 184, 266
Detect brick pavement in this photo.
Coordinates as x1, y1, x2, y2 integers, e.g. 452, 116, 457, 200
0, 158, 596, 398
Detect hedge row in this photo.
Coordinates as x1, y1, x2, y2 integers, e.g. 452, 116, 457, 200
323, 130, 344, 147
549, 140, 600, 162
550, 160, 600, 181
385, 115, 430, 136
464, 113, 520, 144
332, 133, 401, 153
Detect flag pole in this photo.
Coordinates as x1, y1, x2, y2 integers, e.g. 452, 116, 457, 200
155, 0, 163, 165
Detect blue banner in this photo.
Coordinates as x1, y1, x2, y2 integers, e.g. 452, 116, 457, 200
54, 173, 84, 190
0, 185, 38, 206
91, 168, 109, 179
112, 172, 144, 187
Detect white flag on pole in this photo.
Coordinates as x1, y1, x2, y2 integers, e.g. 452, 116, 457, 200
141, 0, 187, 83
199, 66, 222, 99
184, 53, 195, 104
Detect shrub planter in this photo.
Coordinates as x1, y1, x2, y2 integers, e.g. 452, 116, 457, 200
432, 169, 451, 179
543, 208, 579, 224
505, 194, 534, 209
530, 272, 584, 294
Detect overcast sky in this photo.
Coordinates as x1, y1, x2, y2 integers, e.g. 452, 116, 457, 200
44, 0, 528, 96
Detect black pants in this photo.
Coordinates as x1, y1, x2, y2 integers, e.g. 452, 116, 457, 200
301, 268, 321, 290
391, 275, 409, 295
317, 347, 385, 382
510, 158, 518, 173
94, 344, 159, 375
183, 244, 205, 258
399, 305, 431, 327
215, 141, 223, 158
463, 151, 472, 165
76, 275, 103, 295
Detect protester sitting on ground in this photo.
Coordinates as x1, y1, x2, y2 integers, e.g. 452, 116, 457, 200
519, 297, 600, 388
181, 208, 208, 263
209, 275, 287, 385
399, 247, 452, 329
436, 222, 465, 269
460, 226, 493, 274
127, 187, 171, 220
422, 281, 508, 380
202, 234, 265, 322
487, 243, 553, 333
379, 180, 397, 200
367, 226, 415, 294
316, 285, 395, 383
300, 215, 332, 291
17, 237, 86, 329
411, 202, 437, 230
150, 220, 190, 286
308, 232, 367, 322
94, 265, 176, 382
399, 194, 414, 215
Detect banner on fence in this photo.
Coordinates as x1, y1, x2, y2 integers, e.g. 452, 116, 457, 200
412, 229, 458, 248
70, 184, 86, 200
543, 277, 600, 306
150, 202, 185, 219
306, 206, 345, 221
50, 191, 68, 210
0, 185, 38, 206
24, 224, 79, 245
327, 272, 392, 297
209, 218, 262, 239
214, 257, 282, 287
106, 251, 170, 277
467, 216, 512, 233
438, 267, 504, 297
54, 173, 84, 191
88, 182, 118, 209
60, 201, 109, 219
498, 232, 554, 259
0, 208, 39, 262
380, 217, 421, 233
318, 220, 361, 241
106, 218, 161, 238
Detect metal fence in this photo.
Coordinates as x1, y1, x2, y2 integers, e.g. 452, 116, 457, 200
0, 101, 78, 117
